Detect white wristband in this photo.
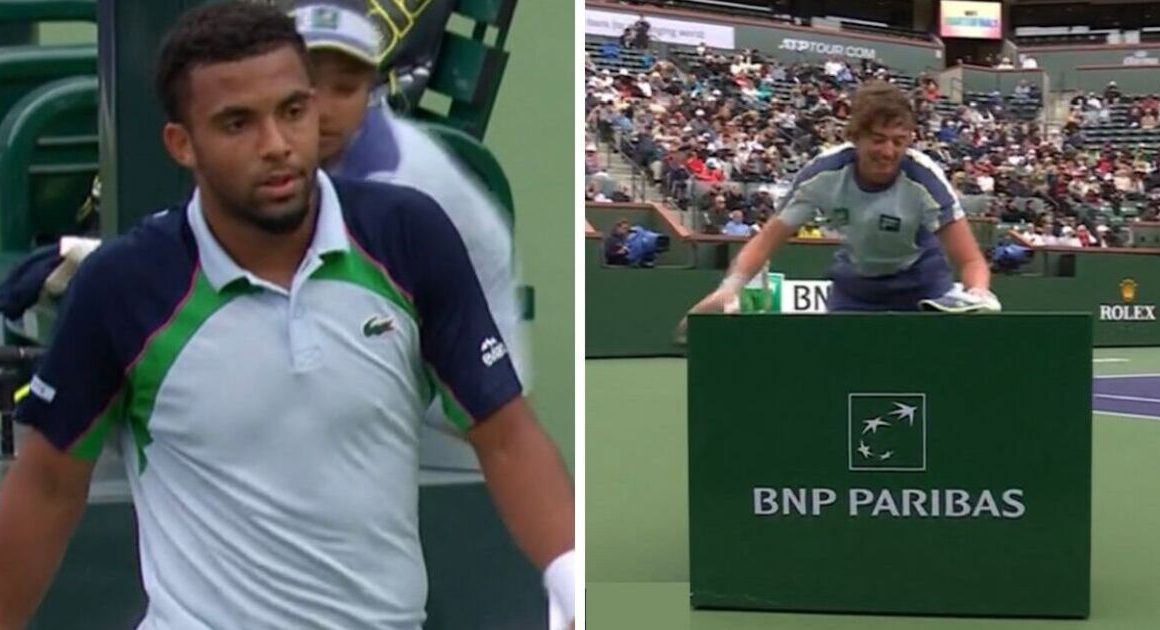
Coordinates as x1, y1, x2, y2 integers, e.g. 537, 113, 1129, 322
544, 549, 576, 629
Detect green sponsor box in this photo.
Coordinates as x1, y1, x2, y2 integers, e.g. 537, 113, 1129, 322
687, 313, 1092, 618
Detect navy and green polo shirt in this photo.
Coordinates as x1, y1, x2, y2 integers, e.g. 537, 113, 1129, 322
17, 170, 522, 629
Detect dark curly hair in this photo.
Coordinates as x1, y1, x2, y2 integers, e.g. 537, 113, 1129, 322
155, 1, 310, 124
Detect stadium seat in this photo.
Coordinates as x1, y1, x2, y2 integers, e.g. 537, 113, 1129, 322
960, 195, 991, 216
0, 75, 97, 253
0, 43, 94, 128
971, 219, 997, 249
1130, 223, 1160, 247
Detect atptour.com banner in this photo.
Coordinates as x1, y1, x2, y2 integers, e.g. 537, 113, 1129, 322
777, 38, 877, 61
584, 8, 736, 50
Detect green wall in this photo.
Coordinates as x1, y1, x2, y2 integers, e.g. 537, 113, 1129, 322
1072, 66, 1160, 96
1019, 44, 1160, 93
960, 67, 1047, 95
587, 241, 1160, 356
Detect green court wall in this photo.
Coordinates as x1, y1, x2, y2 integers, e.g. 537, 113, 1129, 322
587, 239, 1160, 356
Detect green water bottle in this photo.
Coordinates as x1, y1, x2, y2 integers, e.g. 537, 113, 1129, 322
740, 267, 783, 314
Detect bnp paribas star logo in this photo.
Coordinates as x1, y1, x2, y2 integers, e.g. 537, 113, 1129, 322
848, 393, 926, 472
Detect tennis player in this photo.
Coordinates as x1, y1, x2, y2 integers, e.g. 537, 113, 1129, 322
0, 3, 573, 629
288, 1, 529, 474
683, 80, 1000, 324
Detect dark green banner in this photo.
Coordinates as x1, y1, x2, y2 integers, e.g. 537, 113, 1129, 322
687, 313, 1092, 617
586, 239, 1160, 356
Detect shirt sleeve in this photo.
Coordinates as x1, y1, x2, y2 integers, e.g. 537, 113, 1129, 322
369, 168, 530, 392
776, 175, 823, 229
927, 197, 967, 232
907, 156, 966, 232
405, 195, 523, 431
15, 249, 128, 460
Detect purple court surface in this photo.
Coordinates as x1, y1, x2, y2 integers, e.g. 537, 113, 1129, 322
1093, 375, 1160, 420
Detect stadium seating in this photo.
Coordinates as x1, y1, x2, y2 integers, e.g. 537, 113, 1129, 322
963, 90, 1043, 122
0, 44, 93, 129
585, 37, 654, 73
0, 75, 97, 253
583, 28, 1160, 250
1079, 94, 1160, 149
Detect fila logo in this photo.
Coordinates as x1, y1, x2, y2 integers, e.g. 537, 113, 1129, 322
480, 337, 508, 367
878, 214, 901, 232
30, 375, 56, 403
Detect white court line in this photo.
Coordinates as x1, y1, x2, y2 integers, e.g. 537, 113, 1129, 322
1093, 358, 1130, 363
1094, 410, 1160, 421
1094, 394, 1160, 404
1093, 373, 1160, 379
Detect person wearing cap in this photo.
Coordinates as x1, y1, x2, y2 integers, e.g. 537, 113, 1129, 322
1104, 80, 1121, 105
0, 3, 574, 630
288, 2, 573, 626
290, 4, 529, 454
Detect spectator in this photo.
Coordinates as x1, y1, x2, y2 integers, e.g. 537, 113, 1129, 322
1128, 103, 1144, 128
721, 209, 751, 236
1013, 80, 1032, 102
1057, 225, 1082, 247
701, 193, 729, 231
604, 219, 631, 265
587, 182, 611, 203
1142, 94, 1159, 117
585, 143, 603, 176
628, 14, 651, 49
1096, 225, 1115, 247
1075, 224, 1097, 247
796, 222, 823, 238
611, 184, 633, 203
922, 77, 940, 101
823, 55, 843, 77
1104, 81, 1122, 105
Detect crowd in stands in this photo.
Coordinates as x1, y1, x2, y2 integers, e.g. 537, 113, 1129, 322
585, 28, 1160, 249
